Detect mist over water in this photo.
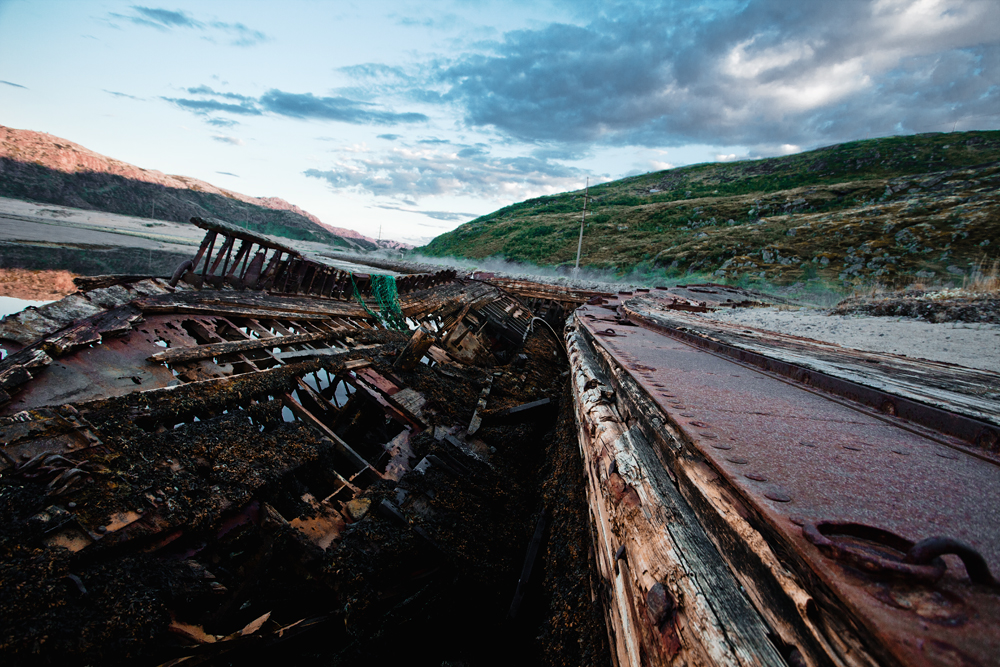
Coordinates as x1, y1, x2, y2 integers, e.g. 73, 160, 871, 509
361, 249, 849, 307
375, 250, 672, 291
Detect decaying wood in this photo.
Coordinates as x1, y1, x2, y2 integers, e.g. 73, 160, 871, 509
148, 330, 342, 364
566, 323, 785, 667
575, 322, 881, 667
394, 327, 435, 372
466, 376, 493, 436
485, 277, 612, 306
74, 275, 155, 291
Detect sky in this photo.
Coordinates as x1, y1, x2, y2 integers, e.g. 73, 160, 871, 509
1, 0, 998, 246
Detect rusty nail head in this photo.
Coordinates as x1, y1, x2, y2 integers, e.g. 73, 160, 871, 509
646, 583, 676, 625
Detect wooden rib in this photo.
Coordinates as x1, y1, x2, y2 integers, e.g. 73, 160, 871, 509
148, 331, 340, 364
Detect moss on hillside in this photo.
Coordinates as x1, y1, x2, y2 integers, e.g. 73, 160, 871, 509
421, 131, 1000, 285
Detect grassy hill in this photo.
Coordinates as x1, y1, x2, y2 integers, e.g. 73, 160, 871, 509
421, 131, 1000, 286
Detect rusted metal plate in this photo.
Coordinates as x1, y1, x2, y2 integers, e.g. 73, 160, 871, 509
577, 301, 1000, 667
624, 296, 1000, 457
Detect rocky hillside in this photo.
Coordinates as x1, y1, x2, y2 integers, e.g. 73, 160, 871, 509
0, 125, 377, 250
421, 131, 1000, 285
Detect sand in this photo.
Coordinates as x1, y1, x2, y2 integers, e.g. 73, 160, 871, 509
702, 306, 1000, 373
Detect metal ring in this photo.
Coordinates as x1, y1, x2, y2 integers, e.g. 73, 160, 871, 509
905, 537, 998, 586
802, 521, 945, 582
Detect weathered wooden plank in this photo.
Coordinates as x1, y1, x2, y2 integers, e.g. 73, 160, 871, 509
576, 321, 879, 667
566, 323, 786, 667
147, 331, 341, 364
44, 305, 144, 356
134, 300, 333, 321
394, 327, 435, 372
0, 349, 53, 391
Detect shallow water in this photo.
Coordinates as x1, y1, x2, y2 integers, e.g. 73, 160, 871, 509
0, 296, 52, 359
0, 295, 51, 319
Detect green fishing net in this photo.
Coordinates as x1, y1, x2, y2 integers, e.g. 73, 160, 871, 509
351, 273, 407, 330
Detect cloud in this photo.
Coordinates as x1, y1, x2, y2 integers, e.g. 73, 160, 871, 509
211, 135, 244, 145
338, 63, 407, 80
103, 89, 143, 100
258, 90, 428, 124
206, 117, 239, 128
429, 0, 1000, 151
303, 145, 586, 204
373, 204, 477, 222
377, 134, 401, 140
0, 80, 27, 89
185, 85, 254, 102
163, 96, 262, 115
131, 7, 200, 28
163, 86, 428, 126
109, 6, 268, 46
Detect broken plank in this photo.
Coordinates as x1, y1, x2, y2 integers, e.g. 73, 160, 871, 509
134, 300, 333, 320
148, 331, 341, 364
466, 376, 493, 436
281, 393, 380, 481
393, 326, 435, 372
481, 398, 555, 426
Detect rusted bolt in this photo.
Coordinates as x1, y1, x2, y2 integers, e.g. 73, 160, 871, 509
975, 428, 999, 452
646, 583, 676, 625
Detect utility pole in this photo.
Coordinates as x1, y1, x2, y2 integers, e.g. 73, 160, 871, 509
574, 178, 590, 275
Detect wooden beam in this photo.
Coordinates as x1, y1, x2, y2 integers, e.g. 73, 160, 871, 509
148, 331, 341, 364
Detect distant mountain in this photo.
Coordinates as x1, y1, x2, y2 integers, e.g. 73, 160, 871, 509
0, 125, 380, 250
421, 131, 1000, 285
317, 222, 414, 251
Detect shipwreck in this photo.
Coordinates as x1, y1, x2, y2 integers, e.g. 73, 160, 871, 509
0, 218, 997, 666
